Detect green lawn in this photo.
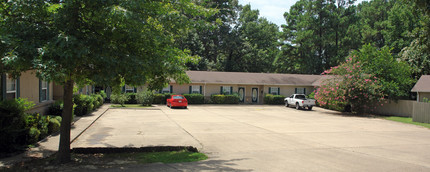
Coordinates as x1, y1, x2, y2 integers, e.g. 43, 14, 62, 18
384, 116, 430, 129
4, 150, 207, 171
106, 150, 208, 164
110, 104, 152, 108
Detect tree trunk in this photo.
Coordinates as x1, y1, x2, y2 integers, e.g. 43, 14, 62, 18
57, 79, 74, 163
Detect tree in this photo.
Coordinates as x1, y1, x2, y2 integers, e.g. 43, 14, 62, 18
350, 44, 414, 99
224, 4, 280, 72
179, 0, 241, 71
356, 0, 393, 48
399, 0, 430, 77
2, 0, 212, 163
280, 0, 357, 74
315, 56, 385, 113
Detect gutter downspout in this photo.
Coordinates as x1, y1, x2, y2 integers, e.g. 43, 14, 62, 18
417, 92, 419, 102
204, 82, 207, 102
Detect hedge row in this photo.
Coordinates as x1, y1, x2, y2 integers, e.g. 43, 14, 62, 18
0, 98, 62, 155
111, 93, 248, 105
183, 94, 204, 104
264, 94, 286, 105
73, 93, 104, 116
210, 94, 240, 104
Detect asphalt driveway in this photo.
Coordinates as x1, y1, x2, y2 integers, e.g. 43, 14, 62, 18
72, 105, 430, 171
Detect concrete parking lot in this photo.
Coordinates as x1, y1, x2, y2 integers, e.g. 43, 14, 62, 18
72, 105, 430, 171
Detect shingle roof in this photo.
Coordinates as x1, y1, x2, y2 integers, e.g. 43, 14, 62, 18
183, 71, 322, 86
411, 75, 430, 92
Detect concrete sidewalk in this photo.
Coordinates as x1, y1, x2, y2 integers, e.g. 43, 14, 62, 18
0, 104, 111, 167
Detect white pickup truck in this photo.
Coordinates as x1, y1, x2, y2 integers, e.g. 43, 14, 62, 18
284, 94, 316, 110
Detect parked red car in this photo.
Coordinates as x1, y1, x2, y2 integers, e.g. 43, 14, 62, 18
166, 95, 188, 109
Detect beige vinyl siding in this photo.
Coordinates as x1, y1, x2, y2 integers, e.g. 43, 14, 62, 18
419, 92, 430, 102
19, 70, 53, 104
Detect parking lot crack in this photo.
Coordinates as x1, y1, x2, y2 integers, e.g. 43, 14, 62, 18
160, 110, 205, 151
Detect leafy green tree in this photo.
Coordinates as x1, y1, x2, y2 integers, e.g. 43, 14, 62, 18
350, 44, 414, 99
223, 4, 280, 72
2, 0, 212, 163
400, 0, 430, 77
280, 0, 357, 74
357, 0, 393, 48
180, 2, 279, 73
180, 0, 241, 71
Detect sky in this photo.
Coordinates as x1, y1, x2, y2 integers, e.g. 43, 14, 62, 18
238, 0, 365, 27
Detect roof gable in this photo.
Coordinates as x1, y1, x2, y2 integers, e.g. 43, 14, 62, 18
412, 75, 430, 92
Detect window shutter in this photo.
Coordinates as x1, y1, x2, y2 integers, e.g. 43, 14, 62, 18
268, 87, 271, 94
170, 85, 173, 93
134, 87, 137, 93
295, 88, 297, 94
230, 86, 233, 94
122, 86, 125, 93
39, 79, 42, 102
278, 87, 280, 95
16, 77, 20, 98
47, 81, 49, 100
200, 86, 202, 94
1, 74, 6, 100
220, 86, 223, 94
304, 88, 306, 95
189, 86, 192, 94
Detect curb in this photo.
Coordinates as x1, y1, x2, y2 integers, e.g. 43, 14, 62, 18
70, 106, 110, 144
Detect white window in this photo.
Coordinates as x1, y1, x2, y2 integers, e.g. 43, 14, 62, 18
295, 88, 305, 94
192, 85, 200, 94
270, 87, 279, 95
125, 84, 135, 93
41, 81, 48, 102
6, 74, 17, 99
223, 86, 231, 94
161, 86, 170, 93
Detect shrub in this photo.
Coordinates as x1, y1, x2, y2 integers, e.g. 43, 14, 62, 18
25, 113, 49, 139
74, 94, 98, 116
28, 127, 40, 144
91, 94, 104, 108
48, 117, 61, 134
183, 94, 204, 104
0, 98, 34, 153
153, 93, 174, 104
211, 94, 240, 104
38, 115, 50, 139
48, 100, 63, 116
125, 93, 137, 104
110, 93, 129, 106
316, 56, 385, 113
136, 90, 154, 106
264, 94, 285, 105
99, 90, 107, 99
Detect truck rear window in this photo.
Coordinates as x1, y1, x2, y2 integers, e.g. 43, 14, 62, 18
296, 95, 306, 99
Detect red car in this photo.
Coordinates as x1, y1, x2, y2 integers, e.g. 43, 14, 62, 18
166, 95, 188, 109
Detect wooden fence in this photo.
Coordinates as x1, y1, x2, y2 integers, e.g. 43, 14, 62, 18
371, 100, 414, 117
371, 100, 430, 123
412, 102, 430, 123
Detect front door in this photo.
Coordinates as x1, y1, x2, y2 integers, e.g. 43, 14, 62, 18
238, 87, 245, 103
252, 88, 258, 103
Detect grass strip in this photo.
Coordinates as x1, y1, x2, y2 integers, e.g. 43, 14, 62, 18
110, 104, 152, 108
384, 116, 430, 129
106, 150, 208, 164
